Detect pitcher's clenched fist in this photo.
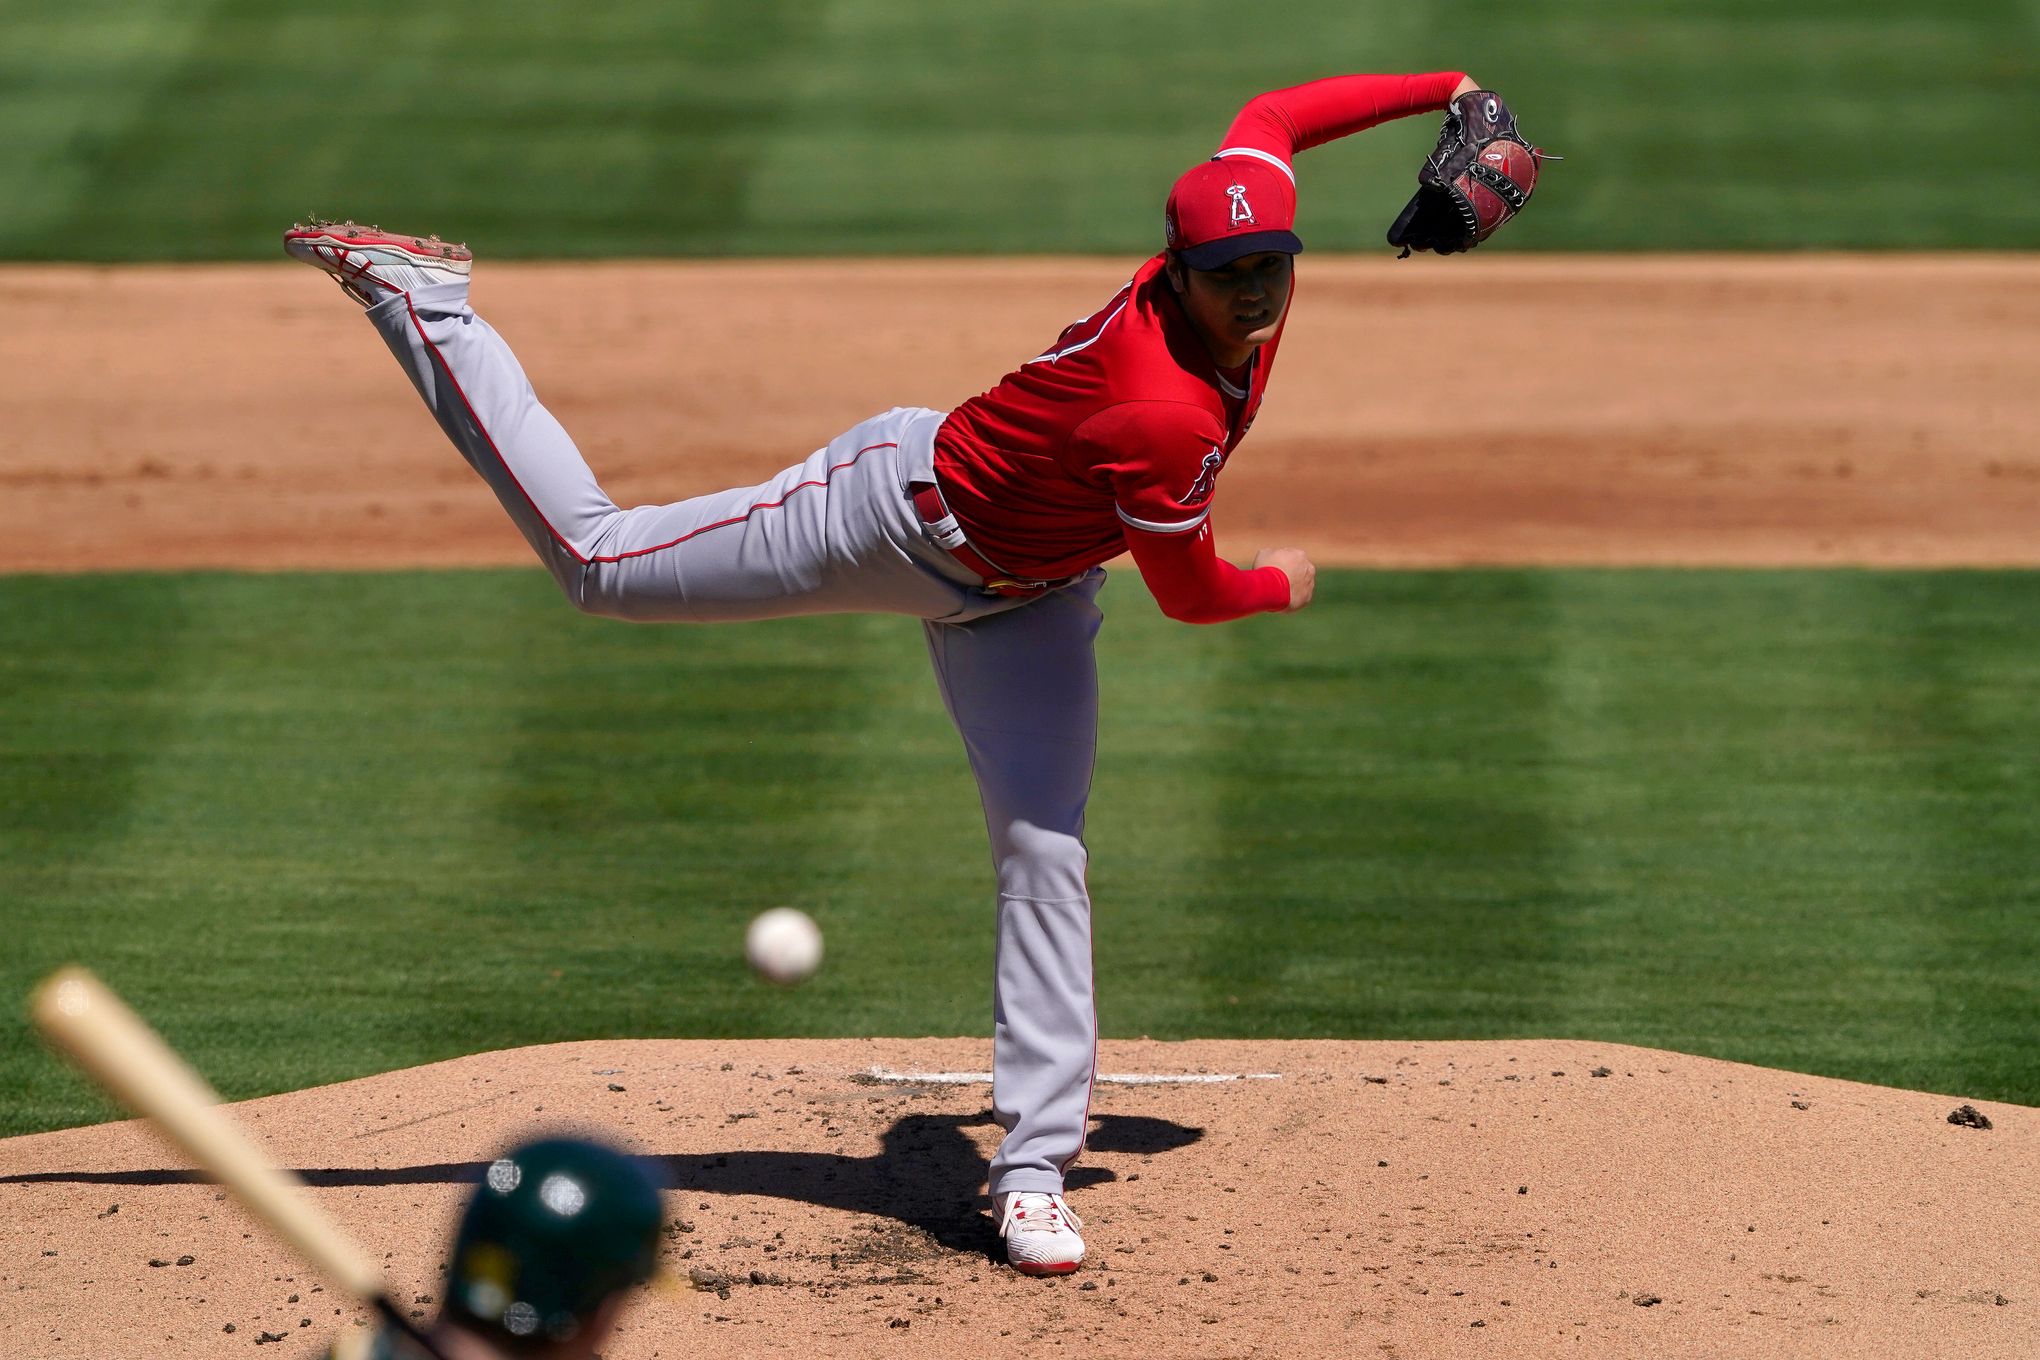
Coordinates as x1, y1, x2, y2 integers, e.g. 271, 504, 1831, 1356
1252, 547, 1317, 612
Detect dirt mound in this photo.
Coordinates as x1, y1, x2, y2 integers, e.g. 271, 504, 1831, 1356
2, 255, 2036, 573
2, 1038, 2031, 1358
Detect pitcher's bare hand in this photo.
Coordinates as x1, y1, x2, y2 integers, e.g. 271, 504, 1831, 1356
1254, 547, 1316, 612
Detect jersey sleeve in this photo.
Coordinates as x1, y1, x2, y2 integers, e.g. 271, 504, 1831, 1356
1079, 400, 1233, 537
1216, 72, 1466, 172
1126, 521, 1291, 624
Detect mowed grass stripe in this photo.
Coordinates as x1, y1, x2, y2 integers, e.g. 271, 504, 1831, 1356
3, 569, 2037, 1136
1134, 573, 1572, 1038
0, 573, 544, 1132
485, 608, 1006, 1040
0, 0, 221, 254
2, 1, 2034, 258
1530, 573, 1952, 1079
1882, 574, 2040, 1098
1089, 580, 1252, 1038
0, 575, 194, 1132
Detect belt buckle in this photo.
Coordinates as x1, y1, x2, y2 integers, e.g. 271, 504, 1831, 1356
984, 576, 1044, 597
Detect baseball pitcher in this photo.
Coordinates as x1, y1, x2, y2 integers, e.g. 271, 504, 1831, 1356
285, 69, 1546, 1276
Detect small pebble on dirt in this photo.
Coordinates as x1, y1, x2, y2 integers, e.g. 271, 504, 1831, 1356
1591, 1066, 1612, 1077
287, 1295, 297, 1304
889, 1318, 910, 1329
148, 1259, 168, 1268
99, 1204, 119, 1218
1518, 1186, 1529, 1195
222, 1324, 235, 1334
1948, 1105, 1993, 1130
1364, 1076, 1387, 1085
608, 1083, 626, 1092
1202, 1273, 1218, 1283
177, 1255, 194, 1266
1080, 1282, 1097, 1291
1634, 1294, 1662, 1307
256, 1332, 287, 1344
1792, 1101, 1811, 1110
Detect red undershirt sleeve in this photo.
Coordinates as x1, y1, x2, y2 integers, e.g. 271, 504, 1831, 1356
1217, 72, 1466, 164
1126, 521, 1291, 624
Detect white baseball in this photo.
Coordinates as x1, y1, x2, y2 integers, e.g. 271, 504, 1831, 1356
745, 908, 823, 985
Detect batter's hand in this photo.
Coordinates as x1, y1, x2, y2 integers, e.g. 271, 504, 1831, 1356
1254, 548, 1316, 612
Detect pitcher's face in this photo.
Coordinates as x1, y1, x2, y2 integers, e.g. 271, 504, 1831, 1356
1170, 251, 1294, 365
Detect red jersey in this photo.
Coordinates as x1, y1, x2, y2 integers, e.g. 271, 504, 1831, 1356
934, 249, 1276, 580
931, 70, 1465, 622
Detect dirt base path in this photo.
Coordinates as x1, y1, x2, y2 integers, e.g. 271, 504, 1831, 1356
0, 1039, 2031, 1359
3, 255, 2036, 572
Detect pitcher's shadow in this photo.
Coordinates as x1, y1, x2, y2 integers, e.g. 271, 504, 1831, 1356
655, 1111, 1201, 1261
0, 1112, 1202, 1264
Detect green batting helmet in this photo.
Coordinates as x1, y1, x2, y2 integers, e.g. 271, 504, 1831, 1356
445, 1136, 663, 1352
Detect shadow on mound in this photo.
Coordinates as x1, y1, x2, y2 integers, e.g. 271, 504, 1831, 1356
656, 1111, 1202, 1263
0, 1112, 1201, 1264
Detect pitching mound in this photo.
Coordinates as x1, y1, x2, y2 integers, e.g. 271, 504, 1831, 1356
1, 1038, 2031, 1358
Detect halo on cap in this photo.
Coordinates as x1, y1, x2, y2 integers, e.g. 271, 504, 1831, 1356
1164, 155, 1303, 270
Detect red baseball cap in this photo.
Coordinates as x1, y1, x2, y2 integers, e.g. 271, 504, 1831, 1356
1164, 155, 1302, 269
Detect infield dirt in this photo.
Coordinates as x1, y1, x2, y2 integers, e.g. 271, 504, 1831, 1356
2, 258, 2036, 1358
1, 255, 2035, 571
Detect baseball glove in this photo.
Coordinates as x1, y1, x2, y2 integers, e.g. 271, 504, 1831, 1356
1386, 89, 1553, 257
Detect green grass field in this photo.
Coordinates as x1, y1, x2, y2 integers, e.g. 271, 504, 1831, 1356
4, 568, 2034, 1136
2, 0, 2035, 259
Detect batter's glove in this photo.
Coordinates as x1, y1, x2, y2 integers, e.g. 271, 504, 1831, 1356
1386, 89, 1555, 257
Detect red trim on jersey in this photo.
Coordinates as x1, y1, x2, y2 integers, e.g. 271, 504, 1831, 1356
403, 295, 893, 565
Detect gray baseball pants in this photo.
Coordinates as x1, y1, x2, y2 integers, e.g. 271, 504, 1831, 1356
368, 283, 1098, 1196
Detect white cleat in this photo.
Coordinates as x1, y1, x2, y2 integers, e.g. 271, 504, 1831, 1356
998, 1191, 1085, 1276
283, 218, 472, 306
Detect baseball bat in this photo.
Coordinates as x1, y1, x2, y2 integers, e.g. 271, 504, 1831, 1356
29, 966, 447, 1358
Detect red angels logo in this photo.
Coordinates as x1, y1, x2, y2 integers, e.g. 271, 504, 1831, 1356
1226, 183, 1255, 227
1184, 446, 1224, 504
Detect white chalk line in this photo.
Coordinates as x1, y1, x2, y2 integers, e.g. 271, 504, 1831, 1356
866, 1067, 1282, 1086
